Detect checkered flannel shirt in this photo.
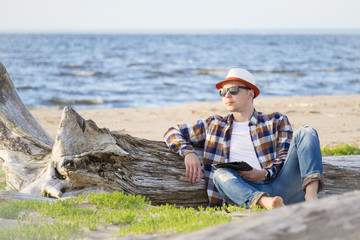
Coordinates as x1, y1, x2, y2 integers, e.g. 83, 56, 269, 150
164, 110, 293, 207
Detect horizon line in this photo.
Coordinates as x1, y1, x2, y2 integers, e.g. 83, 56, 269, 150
1, 28, 360, 35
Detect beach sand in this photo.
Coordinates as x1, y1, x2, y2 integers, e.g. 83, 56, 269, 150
0, 94, 359, 238
29, 94, 360, 148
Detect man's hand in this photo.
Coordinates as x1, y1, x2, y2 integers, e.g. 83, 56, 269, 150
184, 152, 202, 183
237, 168, 266, 182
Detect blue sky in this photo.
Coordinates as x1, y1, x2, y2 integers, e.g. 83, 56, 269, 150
1, 0, 360, 33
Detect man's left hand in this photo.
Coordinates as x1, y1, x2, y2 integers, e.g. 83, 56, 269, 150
237, 169, 266, 182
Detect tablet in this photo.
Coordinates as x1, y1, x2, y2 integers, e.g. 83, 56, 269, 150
213, 161, 253, 171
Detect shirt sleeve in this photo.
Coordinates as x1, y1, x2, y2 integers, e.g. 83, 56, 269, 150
265, 115, 293, 180
164, 117, 212, 157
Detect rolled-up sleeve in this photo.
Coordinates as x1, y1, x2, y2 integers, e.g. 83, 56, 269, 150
164, 118, 211, 156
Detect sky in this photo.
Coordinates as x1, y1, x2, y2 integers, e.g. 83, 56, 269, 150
1, 0, 360, 33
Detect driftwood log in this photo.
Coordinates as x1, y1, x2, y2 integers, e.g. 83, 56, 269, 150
0, 61, 359, 208
164, 190, 360, 240
0, 61, 207, 206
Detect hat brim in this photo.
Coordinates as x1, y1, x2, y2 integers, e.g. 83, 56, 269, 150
215, 77, 260, 98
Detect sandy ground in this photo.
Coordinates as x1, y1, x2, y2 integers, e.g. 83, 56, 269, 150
0, 94, 359, 238
30, 94, 360, 148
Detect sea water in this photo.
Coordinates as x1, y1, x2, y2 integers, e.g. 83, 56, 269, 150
0, 34, 359, 109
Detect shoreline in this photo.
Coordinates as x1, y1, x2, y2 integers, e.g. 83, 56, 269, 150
29, 94, 360, 148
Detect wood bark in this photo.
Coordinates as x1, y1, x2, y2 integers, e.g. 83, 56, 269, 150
0, 61, 359, 208
0, 61, 207, 206
165, 190, 360, 240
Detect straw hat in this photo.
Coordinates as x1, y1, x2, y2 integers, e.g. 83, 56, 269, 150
215, 68, 260, 98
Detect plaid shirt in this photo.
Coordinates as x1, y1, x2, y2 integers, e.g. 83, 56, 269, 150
164, 110, 293, 207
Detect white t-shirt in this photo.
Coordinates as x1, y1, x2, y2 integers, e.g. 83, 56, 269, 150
229, 121, 262, 170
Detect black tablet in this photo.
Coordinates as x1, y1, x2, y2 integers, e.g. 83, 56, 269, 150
213, 161, 253, 171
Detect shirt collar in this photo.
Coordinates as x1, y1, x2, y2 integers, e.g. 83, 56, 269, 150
249, 109, 259, 125
226, 114, 234, 125
226, 109, 258, 125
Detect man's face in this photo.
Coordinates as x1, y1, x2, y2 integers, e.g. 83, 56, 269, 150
220, 81, 253, 113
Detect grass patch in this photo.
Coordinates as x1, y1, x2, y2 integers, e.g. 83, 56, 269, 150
0, 165, 6, 190
5, 144, 358, 238
322, 144, 360, 156
0, 191, 252, 239
0, 143, 358, 235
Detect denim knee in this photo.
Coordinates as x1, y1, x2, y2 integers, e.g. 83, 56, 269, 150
213, 169, 220, 186
213, 168, 234, 185
294, 126, 318, 140
212, 168, 222, 187
293, 126, 324, 192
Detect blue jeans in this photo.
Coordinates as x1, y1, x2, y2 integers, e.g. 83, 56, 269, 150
213, 126, 324, 208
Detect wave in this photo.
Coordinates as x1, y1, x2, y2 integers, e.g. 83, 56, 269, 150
48, 98, 104, 105
60, 64, 85, 69
323, 67, 341, 72
191, 68, 307, 77
16, 86, 35, 90
59, 71, 102, 77
192, 68, 228, 76
254, 69, 307, 76
127, 63, 150, 67
145, 70, 175, 78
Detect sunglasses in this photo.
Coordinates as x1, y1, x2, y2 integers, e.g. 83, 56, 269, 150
218, 86, 252, 97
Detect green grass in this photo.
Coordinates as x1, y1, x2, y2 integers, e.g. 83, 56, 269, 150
0, 144, 358, 239
321, 144, 360, 156
0, 191, 251, 240
0, 165, 6, 190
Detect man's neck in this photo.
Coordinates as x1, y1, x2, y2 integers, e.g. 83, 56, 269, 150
232, 107, 254, 122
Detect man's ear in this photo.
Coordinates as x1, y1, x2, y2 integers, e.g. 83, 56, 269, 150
248, 90, 255, 99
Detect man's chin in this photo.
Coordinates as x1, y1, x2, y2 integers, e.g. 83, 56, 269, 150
226, 106, 236, 112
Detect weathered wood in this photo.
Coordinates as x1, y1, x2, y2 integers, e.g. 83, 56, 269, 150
1, 104, 207, 206
163, 190, 360, 240
0, 61, 359, 208
0, 62, 54, 149
48, 106, 207, 206
0, 62, 53, 194
321, 155, 360, 198
0, 190, 57, 203
0, 61, 208, 206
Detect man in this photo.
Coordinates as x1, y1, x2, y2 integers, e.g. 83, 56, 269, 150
164, 68, 324, 209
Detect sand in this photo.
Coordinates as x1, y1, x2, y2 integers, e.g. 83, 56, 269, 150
29, 94, 360, 148
0, 94, 359, 238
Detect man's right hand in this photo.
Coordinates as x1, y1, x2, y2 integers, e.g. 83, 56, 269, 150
184, 152, 202, 183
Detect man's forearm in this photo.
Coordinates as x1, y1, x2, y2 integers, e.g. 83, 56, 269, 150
164, 126, 195, 156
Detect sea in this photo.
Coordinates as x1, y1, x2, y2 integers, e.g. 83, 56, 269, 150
0, 33, 359, 109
